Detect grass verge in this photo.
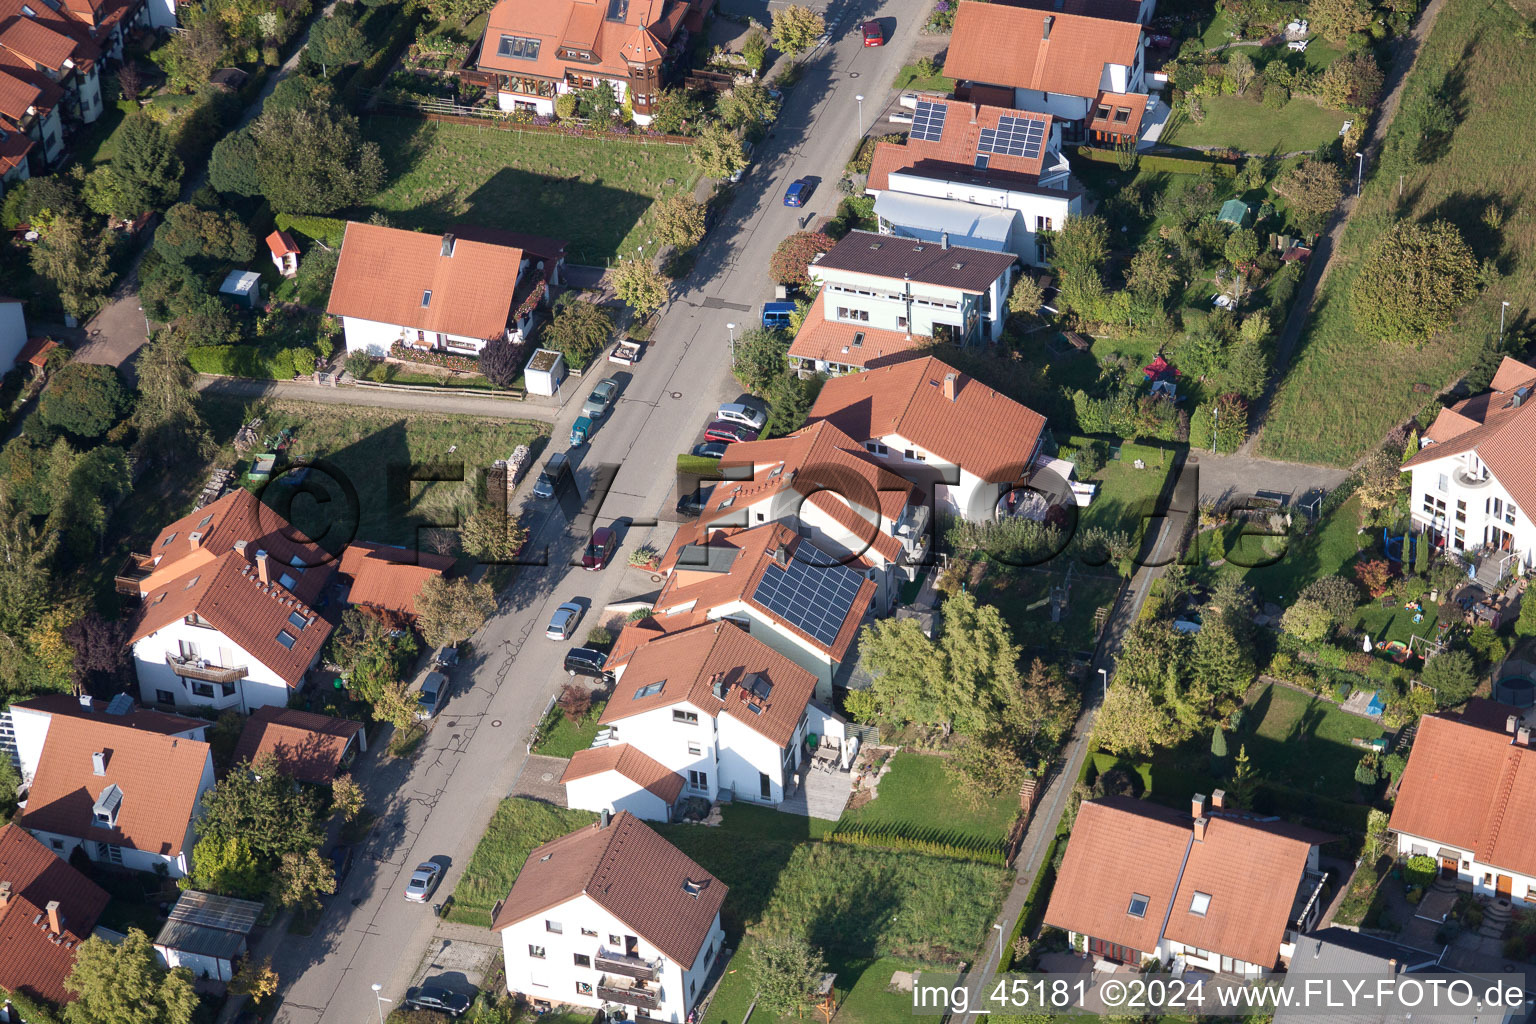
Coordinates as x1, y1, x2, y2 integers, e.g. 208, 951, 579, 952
446, 798, 599, 926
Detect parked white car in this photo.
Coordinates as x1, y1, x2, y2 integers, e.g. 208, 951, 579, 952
716, 403, 766, 430
546, 601, 583, 641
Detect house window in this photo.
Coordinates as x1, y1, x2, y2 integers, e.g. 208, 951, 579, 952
903, 449, 926, 463
1423, 494, 1445, 517
1508, 504, 1518, 525
497, 34, 541, 60
688, 742, 703, 756
1036, 216, 1053, 232
1096, 104, 1111, 120
852, 332, 864, 347
276, 630, 297, 649
673, 710, 699, 724
1127, 893, 1149, 918
546, 920, 562, 933
898, 316, 908, 329
528, 945, 546, 959
289, 611, 309, 630
633, 681, 664, 699
192, 682, 215, 698
1437, 473, 1449, 491
51, 838, 64, 850
1454, 527, 1465, 547
1113, 106, 1131, 124
581, 928, 598, 937
865, 441, 888, 456
1456, 500, 1467, 523
576, 982, 593, 995
610, 935, 622, 946
421, 290, 432, 307
155, 689, 176, 705
689, 769, 708, 790
573, 953, 591, 968
1189, 891, 1211, 916
835, 307, 869, 323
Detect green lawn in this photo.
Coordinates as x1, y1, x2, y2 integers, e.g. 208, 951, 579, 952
198, 397, 549, 551
1226, 494, 1374, 605
837, 752, 1019, 851
445, 798, 598, 926
1163, 94, 1350, 155
706, 946, 927, 1024
1077, 443, 1176, 543
979, 565, 1121, 652
1260, 0, 1536, 465
892, 63, 955, 93
1246, 682, 1383, 791
361, 117, 700, 263
533, 701, 607, 759
1356, 593, 1439, 647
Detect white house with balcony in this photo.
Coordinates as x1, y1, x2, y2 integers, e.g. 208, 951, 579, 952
1402, 356, 1536, 582
326, 222, 565, 356
493, 812, 727, 1022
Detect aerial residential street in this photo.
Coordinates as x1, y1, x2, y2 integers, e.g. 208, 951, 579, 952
266, 3, 930, 1019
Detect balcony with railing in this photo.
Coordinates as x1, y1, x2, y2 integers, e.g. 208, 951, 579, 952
1455, 467, 1494, 489
596, 948, 660, 980
597, 976, 662, 1010
166, 654, 248, 684
115, 553, 154, 596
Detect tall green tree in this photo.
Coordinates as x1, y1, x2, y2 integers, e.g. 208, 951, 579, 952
542, 296, 614, 365
611, 256, 668, 318
1190, 619, 1253, 709
37, 362, 129, 440
731, 326, 790, 394
272, 847, 336, 913
196, 753, 324, 862
31, 214, 115, 318
748, 936, 827, 1017
1048, 214, 1110, 276
652, 193, 708, 252
208, 128, 261, 196
133, 331, 215, 467
691, 120, 746, 180
155, 202, 257, 267
1228, 743, 1258, 807
771, 4, 826, 55
82, 114, 182, 216
249, 96, 383, 214
1273, 159, 1343, 234
183, 836, 270, 899
309, 5, 371, 73
1350, 219, 1477, 344
415, 576, 496, 647
64, 928, 198, 1024
1094, 682, 1176, 758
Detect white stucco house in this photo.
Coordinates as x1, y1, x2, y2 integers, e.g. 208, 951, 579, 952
119, 489, 337, 715
326, 222, 565, 357
563, 619, 821, 814
866, 97, 1082, 269
944, 1, 1151, 147
7, 693, 208, 789
1390, 700, 1536, 906
16, 705, 215, 877
807, 355, 1049, 522
637, 522, 878, 701
1402, 356, 1536, 581
492, 811, 727, 1022
1044, 792, 1332, 975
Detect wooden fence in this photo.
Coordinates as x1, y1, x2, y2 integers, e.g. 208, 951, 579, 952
366, 101, 696, 147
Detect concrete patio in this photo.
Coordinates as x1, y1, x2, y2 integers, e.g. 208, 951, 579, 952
779, 762, 853, 820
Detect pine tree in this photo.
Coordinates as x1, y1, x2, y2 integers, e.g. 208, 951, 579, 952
1210, 725, 1228, 775
1228, 744, 1257, 807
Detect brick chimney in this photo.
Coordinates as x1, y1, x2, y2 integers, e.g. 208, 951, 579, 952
1508, 715, 1520, 734
45, 900, 61, 935
233, 539, 248, 558
1210, 788, 1226, 810
255, 549, 270, 585
189, 530, 204, 550
943, 373, 957, 402
1191, 793, 1207, 820
0, 880, 11, 908
1193, 816, 1208, 842
1519, 727, 1531, 747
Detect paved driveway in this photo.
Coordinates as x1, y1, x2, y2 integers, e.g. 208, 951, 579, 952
264, 1, 931, 1020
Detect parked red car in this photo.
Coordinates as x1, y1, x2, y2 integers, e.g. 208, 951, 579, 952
862, 20, 884, 45
703, 421, 760, 444
582, 527, 616, 570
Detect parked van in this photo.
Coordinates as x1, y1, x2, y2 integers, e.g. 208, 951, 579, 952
762, 301, 796, 330
716, 403, 767, 431
414, 669, 449, 720
533, 452, 571, 498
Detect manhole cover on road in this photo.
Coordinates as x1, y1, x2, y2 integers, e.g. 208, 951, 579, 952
446, 720, 457, 727
670, 391, 683, 400
540, 772, 554, 783
849, 71, 860, 78
491, 720, 501, 727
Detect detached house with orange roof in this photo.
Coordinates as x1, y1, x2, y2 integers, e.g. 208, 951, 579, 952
0, 822, 110, 1005
1402, 356, 1536, 582
808, 355, 1049, 522
636, 522, 877, 700
7, 692, 208, 790
787, 230, 1019, 379
1389, 700, 1536, 905
865, 96, 1082, 268
231, 706, 365, 784
564, 619, 826, 816
117, 489, 339, 715
681, 419, 931, 613
492, 811, 726, 1022
16, 708, 215, 876
1045, 791, 1331, 976
470, 0, 712, 123
943, 1, 1152, 148
337, 541, 455, 625
326, 222, 566, 357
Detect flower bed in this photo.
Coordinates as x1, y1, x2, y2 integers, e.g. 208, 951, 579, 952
388, 342, 478, 371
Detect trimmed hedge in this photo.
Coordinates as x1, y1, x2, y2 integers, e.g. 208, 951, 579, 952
274, 213, 348, 249
1004, 834, 1060, 969
187, 343, 323, 379
1075, 146, 1237, 177
826, 825, 1007, 865
0, 989, 63, 1024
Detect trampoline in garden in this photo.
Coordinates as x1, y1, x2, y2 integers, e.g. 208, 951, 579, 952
1379, 640, 1411, 663
1495, 658, 1536, 708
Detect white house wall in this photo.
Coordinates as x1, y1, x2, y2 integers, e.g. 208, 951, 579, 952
500, 891, 724, 1022
0, 301, 26, 374
1407, 456, 1536, 568
146, 0, 178, 28
132, 619, 300, 714
602, 703, 721, 802
564, 771, 673, 822
1396, 831, 1536, 905
810, 264, 1009, 344
340, 316, 496, 357
154, 946, 236, 983
77, 68, 102, 124
881, 172, 1077, 268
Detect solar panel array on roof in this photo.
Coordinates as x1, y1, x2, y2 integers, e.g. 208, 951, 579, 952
978, 115, 1046, 159
910, 100, 948, 143
169, 890, 262, 934
751, 553, 864, 647
105, 693, 135, 716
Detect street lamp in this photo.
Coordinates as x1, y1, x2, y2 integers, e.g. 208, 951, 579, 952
1501, 301, 1510, 343
855, 94, 865, 138
371, 983, 390, 1024
726, 322, 737, 360
1097, 667, 1108, 702
1355, 152, 1365, 195
993, 922, 1005, 967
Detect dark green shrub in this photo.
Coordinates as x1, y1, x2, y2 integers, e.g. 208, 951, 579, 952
1404, 854, 1438, 888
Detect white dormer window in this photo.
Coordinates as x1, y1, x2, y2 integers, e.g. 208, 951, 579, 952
1189, 891, 1211, 916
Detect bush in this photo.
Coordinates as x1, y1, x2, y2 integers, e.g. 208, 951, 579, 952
1333, 680, 1352, 702
768, 231, 836, 286
554, 93, 577, 119
1075, 146, 1237, 176
1404, 854, 1438, 888
274, 213, 347, 248
1188, 403, 1214, 450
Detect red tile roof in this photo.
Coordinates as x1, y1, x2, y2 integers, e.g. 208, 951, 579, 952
1389, 702, 1536, 878
231, 707, 363, 784
1005, 0, 1146, 22
944, 1, 1142, 100
787, 299, 928, 372
1402, 357, 1536, 517
867, 99, 1055, 192
1045, 798, 1322, 969
1089, 90, 1148, 139
478, 0, 688, 82
18, 715, 211, 858
600, 620, 818, 746
338, 542, 454, 619
0, 120, 30, 174
15, 337, 57, 368
653, 522, 877, 664
562, 743, 685, 804
808, 355, 1048, 484
0, 16, 78, 71
491, 811, 726, 966
266, 229, 299, 258
12, 695, 208, 737
0, 823, 109, 1004
327, 222, 527, 343
0, 65, 40, 121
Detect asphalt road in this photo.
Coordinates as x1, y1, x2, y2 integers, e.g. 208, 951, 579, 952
266, 3, 929, 1020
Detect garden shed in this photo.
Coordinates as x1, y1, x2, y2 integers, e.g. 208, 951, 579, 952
524, 348, 566, 396
153, 890, 262, 981
1218, 199, 1252, 227
219, 269, 263, 308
